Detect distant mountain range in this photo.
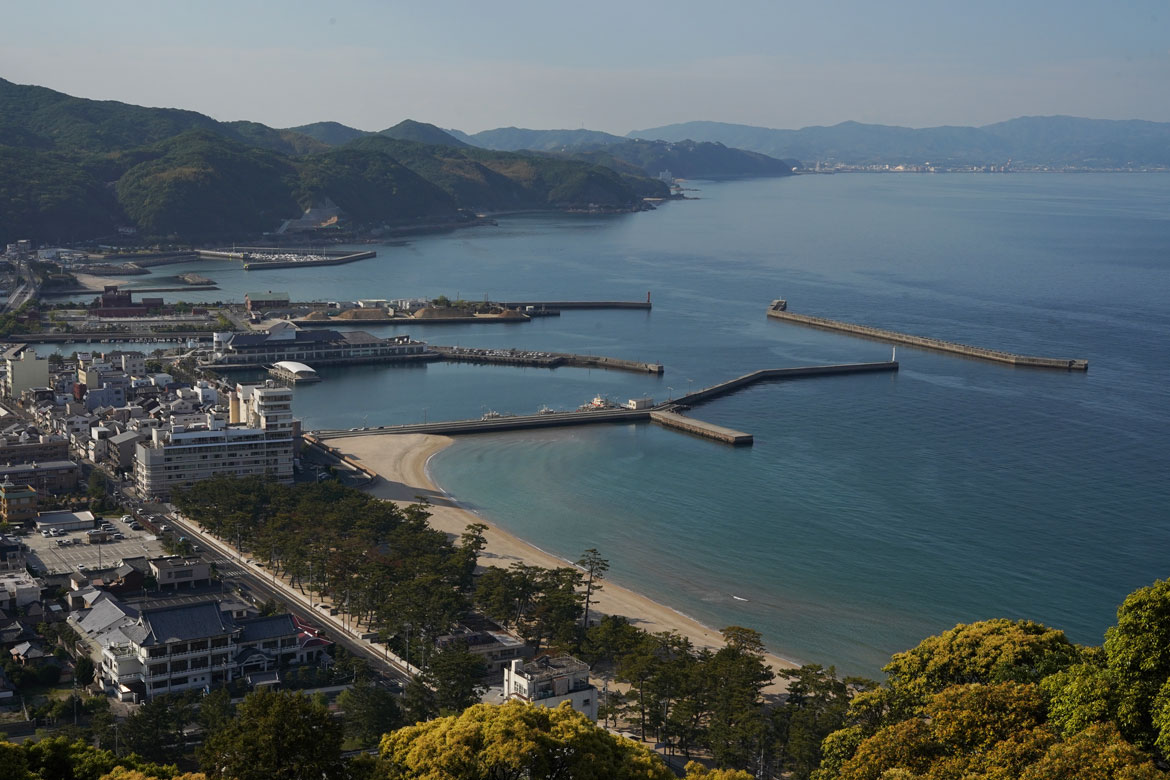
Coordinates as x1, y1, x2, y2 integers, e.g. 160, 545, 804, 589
450, 127, 627, 151
628, 117, 1170, 168
285, 123, 796, 178
289, 115, 1170, 170
3, 75, 1164, 247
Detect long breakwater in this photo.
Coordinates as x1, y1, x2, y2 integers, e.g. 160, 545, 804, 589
766, 301, 1088, 370
432, 346, 664, 374
314, 360, 899, 446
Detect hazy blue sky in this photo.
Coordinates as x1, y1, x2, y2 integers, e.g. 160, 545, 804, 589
2, 1, 1167, 133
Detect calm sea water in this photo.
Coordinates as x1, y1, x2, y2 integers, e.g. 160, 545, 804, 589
45, 174, 1170, 675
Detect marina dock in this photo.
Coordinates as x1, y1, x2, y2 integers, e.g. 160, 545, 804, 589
766, 300, 1088, 370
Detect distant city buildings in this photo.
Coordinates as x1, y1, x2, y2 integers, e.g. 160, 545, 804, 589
91, 286, 169, 318
209, 322, 431, 367
244, 291, 290, 312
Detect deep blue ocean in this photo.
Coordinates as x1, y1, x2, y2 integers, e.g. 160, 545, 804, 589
44, 173, 1170, 675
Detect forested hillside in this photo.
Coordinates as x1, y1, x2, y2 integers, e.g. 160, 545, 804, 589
0, 79, 665, 245
561, 138, 797, 178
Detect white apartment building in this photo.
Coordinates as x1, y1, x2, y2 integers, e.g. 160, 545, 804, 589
504, 655, 598, 721
0, 570, 40, 610
2, 345, 49, 399
134, 403, 294, 500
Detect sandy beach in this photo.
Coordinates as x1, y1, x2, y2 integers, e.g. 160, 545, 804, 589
328, 432, 798, 685
73, 272, 134, 291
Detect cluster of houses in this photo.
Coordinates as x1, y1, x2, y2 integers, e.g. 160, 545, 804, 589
0, 337, 600, 717
0, 526, 335, 703
1, 345, 295, 501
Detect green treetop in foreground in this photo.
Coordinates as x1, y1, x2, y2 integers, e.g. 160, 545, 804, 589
380, 700, 752, 780
810, 580, 1170, 780
4, 580, 1170, 779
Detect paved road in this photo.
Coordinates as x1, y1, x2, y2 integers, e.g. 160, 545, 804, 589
159, 509, 415, 687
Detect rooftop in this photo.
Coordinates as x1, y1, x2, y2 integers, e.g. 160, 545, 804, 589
137, 601, 234, 645
514, 654, 591, 680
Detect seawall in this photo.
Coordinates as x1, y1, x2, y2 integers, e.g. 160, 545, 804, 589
432, 346, 664, 374
650, 411, 752, 445
671, 361, 900, 407
194, 249, 377, 270
313, 407, 650, 438
766, 304, 1088, 371
500, 300, 652, 310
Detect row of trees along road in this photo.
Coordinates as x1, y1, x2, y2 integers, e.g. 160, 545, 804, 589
172, 477, 1170, 778
12, 570, 1170, 780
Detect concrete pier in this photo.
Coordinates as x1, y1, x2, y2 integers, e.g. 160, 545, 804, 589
650, 411, 752, 445
669, 361, 900, 408
499, 300, 652, 310
766, 301, 1088, 371
313, 407, 650, 439
195, 248, 377, 270
314, 360, 897, 446
429, 346, 664, 374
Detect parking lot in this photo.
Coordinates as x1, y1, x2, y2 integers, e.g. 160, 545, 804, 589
23, 517, 167, 576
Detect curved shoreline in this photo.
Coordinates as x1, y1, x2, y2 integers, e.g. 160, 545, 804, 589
328, 432, 798, 683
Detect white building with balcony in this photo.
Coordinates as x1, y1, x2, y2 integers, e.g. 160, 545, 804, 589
133, 394, 294, 499
74, 598, 330, 701
504, 655, 598, 721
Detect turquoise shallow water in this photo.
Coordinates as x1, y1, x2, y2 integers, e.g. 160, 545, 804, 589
43, 173, 1170, 675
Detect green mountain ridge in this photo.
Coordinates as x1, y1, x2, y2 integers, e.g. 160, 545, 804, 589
378, 119, 469, 148
0, 79, 666, 245
466, 126, 628, 151
287, 121, 370, 146
457, 127, 797, 178
555, 138, 797, 179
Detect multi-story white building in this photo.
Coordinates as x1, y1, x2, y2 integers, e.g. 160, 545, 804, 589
0, 570, 41, 611
2, 345, 49, 399
75, 599, 331, 701
134, 401, 294, 500
504, 655, 598, 721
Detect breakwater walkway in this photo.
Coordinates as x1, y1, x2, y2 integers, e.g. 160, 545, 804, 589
313, 360, 899, 446
666, 361, 899, 408
196, 248, 377, 270
499, 300, 651, 310
1, 332, 213, 343
432, 345, 664, 374
766, 300, 1088, 370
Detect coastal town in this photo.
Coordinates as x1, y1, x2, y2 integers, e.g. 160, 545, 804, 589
0, 235, 811, 777
1, 10, 1166, 773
